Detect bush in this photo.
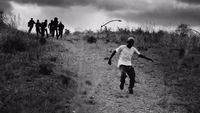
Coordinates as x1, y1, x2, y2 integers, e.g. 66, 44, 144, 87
1, 33, 27, 53
39, 63, 54, 75
84, 35, 97, 43
0, 29, 39, 53
39, 37, 46, 45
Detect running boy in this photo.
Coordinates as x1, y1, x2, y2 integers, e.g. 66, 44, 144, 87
108, 37, 153, 94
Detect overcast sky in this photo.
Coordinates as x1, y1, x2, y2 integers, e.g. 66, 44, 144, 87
1, 0, 200, 32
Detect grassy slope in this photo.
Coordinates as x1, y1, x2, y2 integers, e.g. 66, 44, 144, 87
159, 48, 200, 112
0, 25, 77, 113
0, 21, 199, 113
68, 33, 200, 113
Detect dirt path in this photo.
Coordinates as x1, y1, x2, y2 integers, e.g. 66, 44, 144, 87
54, 38, 178, 113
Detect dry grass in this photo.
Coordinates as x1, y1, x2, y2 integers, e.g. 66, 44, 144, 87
0, 13, 77, 113
0, 38, 77, 113
78, 26, 200, 113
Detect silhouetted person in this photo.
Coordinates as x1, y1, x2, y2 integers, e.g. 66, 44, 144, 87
35, 19, 41, 36
28, 18, 35, 33
41, 20, 48, 38
48, 20, 54, 37
52, 17, 59, 38
108, 37, 153, 94
58, 21, 65, 39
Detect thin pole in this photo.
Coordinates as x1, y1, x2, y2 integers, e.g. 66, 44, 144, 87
100, 19, 122, 31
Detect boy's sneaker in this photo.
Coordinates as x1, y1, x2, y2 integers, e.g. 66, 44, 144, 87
120, 83, 124, 90
129, 88, 133, 94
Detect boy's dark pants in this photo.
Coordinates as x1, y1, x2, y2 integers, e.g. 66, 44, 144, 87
119, 65, 135, 89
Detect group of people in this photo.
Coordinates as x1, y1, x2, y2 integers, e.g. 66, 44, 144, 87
28, 17, 65, 39
29, 17, 154, 95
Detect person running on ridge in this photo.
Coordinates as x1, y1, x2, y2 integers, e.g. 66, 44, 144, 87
40, 19, 48, 38
35, 19, 41, 36
53, 17, 59, 38
58, 21, 65, 39
28, 18, 35, 33
48, 20, 54, 37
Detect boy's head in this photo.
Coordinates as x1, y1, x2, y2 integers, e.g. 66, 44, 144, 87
127, 37, 135, 48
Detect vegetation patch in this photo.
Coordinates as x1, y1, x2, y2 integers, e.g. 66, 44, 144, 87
0, 12, 77, 113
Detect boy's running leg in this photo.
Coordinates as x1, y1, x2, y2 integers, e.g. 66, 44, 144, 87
119, 65, 127, 90
127, 66, 136, 94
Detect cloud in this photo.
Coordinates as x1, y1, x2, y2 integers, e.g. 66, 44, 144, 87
0, 0, 12, 11
96, 0, 156, 11
0, 0, 97, 12
112, 2, 200, 26
10, 2, 109, 32
177, 0, 200, 5
2, 0, 200, 30
95, 0, 127, 11
1, 0, 154, 11
7, 0, 95, 7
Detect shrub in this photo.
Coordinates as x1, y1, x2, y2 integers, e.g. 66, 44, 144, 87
0, 29, 39, 53
39, 37, 46, 45
84, 35, 97, 43
0, 33, 27, 53
39, 63, 54, 75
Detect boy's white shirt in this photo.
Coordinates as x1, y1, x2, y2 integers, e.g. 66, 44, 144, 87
115, 45, 141, 67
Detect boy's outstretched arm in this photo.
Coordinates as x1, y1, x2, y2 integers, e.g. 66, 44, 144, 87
108, 50, 116, 65
138, 54, 154, 62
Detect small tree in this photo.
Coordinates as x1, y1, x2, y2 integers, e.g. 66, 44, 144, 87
175, 24, 190, 37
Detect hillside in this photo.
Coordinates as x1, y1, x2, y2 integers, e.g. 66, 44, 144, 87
54, 34, 200, 113
0, 23, 77, 113
0, 18, 200, 113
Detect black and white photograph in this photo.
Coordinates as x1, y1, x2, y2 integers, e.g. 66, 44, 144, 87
0, 0, 200, 113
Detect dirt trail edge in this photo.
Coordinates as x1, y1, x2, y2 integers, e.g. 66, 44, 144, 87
55, 39, 182, 113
